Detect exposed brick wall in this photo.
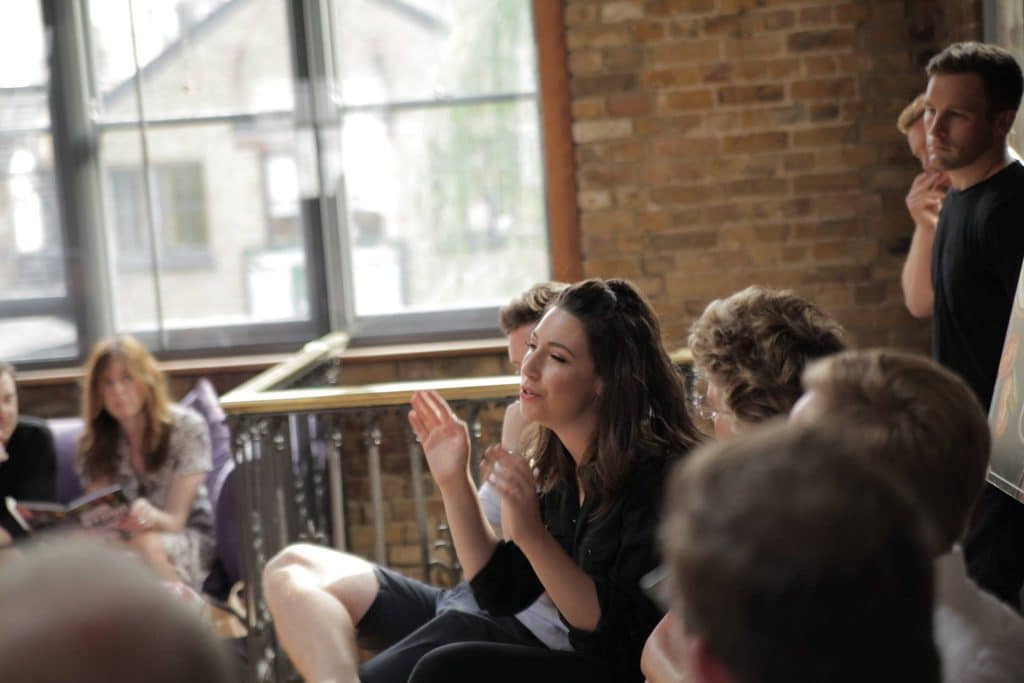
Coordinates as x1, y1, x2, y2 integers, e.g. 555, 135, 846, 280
567, 0, 983, 351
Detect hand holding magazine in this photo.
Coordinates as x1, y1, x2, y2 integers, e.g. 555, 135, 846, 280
5, 485, 130, 534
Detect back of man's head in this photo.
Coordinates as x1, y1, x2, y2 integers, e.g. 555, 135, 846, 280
661, 421, 940, 683
0, 538, 233, 683
800, 349, 990, 552
927, 41, 1024, 114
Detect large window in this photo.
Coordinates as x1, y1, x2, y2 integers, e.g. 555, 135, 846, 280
0, 0, 554, 364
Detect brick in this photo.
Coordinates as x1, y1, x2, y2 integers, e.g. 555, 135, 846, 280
792, 124, 858, 147
573, 119, 634, 143
632, 20, 667, 43
569, 49, 603, 75
804, 55, 838, 76
578, 164, 637, 189
836, 2, 870, 23
601, 1, 644, 23
571, 73, 639, 98
722, 131, 789, 154
567, 24, 634, 50
718, 84, 785, 105
790, 77, 856, 101
649, 135, 721, 158
641, 65, 701, 88
566, 2, 600, 25
655, 88, 715, 113
649, 40, 721, 65
646, 0, 716, 17
634, 113, 704, 137
605, 46, 646, 70
581, 210, 634, 233
740, 105, 804, 128
572, 98, 606, 120
722, 177, 790, 196
787, 29, 855, 52
667, 18, 702, 39
650, 229, 719, 251
579, 190, 614, 211
613, 140, 649, 163
809, 103, 840, 121
795, 172, 859, 193
608, 92, 653, 116
799, 6, 834, 26
704, 14, 744, 37
650, 184, 725, 206
722, 35, 785, 59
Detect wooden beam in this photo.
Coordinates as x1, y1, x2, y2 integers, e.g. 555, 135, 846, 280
533, 0, 582, 282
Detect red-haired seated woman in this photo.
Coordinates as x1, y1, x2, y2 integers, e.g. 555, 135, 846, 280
75, 336, 214, 589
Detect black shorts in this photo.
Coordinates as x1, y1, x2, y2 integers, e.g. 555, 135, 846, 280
356, 566, 548, 683
356, 566, 539, 651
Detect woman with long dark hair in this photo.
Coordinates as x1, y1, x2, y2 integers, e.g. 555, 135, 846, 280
263, 279, 701, 683
77, 336, 214, 588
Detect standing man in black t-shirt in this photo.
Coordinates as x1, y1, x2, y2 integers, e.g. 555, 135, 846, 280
902, 42, 1024, 611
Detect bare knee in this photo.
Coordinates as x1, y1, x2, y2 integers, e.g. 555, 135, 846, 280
262, 544, 378, 620
130, 531, 167, 564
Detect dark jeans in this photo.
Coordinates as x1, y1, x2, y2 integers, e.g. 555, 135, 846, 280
356, 567, 608, 683
963, 484, 1024, 612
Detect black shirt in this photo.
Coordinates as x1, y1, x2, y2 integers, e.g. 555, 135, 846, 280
931, 160, 1024, 408
0, 416, 58, 539
470, 453, 675, 683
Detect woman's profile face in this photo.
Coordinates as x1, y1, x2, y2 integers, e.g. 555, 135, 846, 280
100, 358, 146, 424
518, 306, 601, 434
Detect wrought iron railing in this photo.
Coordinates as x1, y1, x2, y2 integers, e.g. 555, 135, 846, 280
219, 332, 518, 682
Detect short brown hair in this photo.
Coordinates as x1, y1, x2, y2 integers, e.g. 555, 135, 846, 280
688, 286, 845, 423
661, 421, 940, 683
801, 349, 990, 551
897, 93, 926, 134
498, 281, 567, 335
927, 41, 1024, 114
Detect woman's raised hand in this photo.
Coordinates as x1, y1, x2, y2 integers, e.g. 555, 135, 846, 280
408, 390, 471, 491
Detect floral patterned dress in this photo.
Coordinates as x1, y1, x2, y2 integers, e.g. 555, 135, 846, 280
77, 404, 214, 588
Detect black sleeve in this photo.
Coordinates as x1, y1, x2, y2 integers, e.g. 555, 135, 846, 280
12, 423, 58, 503
0, 421, 58, 539
565, 468, 665, 680
469, 540, 545, 616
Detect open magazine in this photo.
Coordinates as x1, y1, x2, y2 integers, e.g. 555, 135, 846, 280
5, 485, 130, 534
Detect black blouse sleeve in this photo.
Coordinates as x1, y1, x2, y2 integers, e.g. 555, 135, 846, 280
468, 539, 545, 615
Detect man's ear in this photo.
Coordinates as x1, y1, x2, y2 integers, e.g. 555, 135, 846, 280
685, 635, 734, 683
994, 108, 1017, 139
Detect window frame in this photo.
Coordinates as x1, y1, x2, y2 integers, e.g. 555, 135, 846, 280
20, 0, 577, 368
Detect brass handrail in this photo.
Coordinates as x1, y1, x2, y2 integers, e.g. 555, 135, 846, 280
220, 375, 520, 414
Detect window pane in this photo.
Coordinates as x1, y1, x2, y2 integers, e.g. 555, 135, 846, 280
100, 124, 313, 335
0, 3, 76, 363
341, 99, 548, 316
88, 0, 295, 121
332, 0, 538, 104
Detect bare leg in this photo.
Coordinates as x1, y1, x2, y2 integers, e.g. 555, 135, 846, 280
262, 543, 380, 683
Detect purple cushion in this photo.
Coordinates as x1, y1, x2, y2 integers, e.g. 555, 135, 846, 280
46, 417, 84, 505
180, 377, 232, 501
